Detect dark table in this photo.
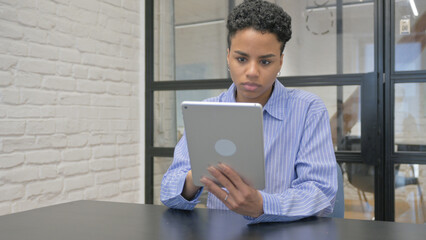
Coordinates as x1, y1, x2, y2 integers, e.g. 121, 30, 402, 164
0, 200, 425, 240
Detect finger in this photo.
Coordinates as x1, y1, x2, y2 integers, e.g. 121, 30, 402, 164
200, 177, 231, 203
207, 166, 238, 193
217, 163, 247, 189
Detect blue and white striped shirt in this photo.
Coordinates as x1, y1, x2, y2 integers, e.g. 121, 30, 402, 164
161, 80, 337, 224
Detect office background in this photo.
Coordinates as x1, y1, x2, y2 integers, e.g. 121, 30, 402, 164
0, 0, 425, 224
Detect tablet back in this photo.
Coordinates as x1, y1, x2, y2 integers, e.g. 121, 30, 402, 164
182, 101, 265, 190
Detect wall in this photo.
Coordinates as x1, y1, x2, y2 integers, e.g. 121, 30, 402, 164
0, 0, 141, 215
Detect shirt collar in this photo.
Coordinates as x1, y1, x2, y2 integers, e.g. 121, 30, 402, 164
223, 80, 286, 121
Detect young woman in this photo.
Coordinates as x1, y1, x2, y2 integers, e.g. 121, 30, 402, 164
161, 0, 337, 224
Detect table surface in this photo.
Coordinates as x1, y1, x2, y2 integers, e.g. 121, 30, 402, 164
0, 200, 425, 240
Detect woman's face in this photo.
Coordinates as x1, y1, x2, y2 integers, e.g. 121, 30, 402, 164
227, 28, 283, 106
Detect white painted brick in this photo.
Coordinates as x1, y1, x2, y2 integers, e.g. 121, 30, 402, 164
48, 32, 75, 47
93, 145, 116, 158
59, 162, 89, 176
96, 41, 120, 57
4, 167, 39, 183
0, 120, 25, 135
100, 2, 124, 18
116, 156, 138, 169
74, 8, 98, 25
122, 0, 138, 11
37, 134, 67, 148
15, 72, 42, 88
0, 153, 25, 169
56, 62, 73, 77
16, 0, 37, 8
71, 0, 99, 12
90, 158, 115, 171
23, 27, 48, 44
103, 0, 122, 7
12, 200, 39, 213
0, 55, 18, 70
38, 15, 56, 30
116, 192, 138, 202
120, 180, 139, 192
68, 190, 84, 202
121, 167, 139, 180
39, 165, 58, 179
99, 134, 116, 144
26, 120, 56, 135
38, 0, 57, 14
126, 12, 139, 25
123, 71, 139, 83
98, 183, 119, 198
72, 65, 88, 78
76, 79, 106, 93
17, 9, 39, 27
19, 59, 56, 74
0, 21, 23, 39
98, 107, 130, 119
0, 203, 11, 215
120, 45, 136, 59
26, 150, 60, 164
88, 134, 101, 146
2, 137, 36, 153
58, 93, 90, 105
79, 107, 99, 119
21, 89, 57, 105
88, 68, 104, 80
96, 169, 120, 184
1, 89, 21, 105
28, 43, 58, 60
84, 187, 98, 199
62, 148, 91, 161
119, 144, 138, 156
0, 185, 24, 202
59, 48, 81, 63
67, 133, 89, 147
92, 95, 130, 107
64, 174, 93, 192
43, 76, 75, 91
104, 69, 122, 82
54, 17, 73, 34
107, 18, 132, 34
107, 82, 131, 95
0, 6, 18, 22
0, 39, 27, 56
8, 106, 54, 118
26, 179, 62, 197
55, 119, 87, 134
52, 0, 70, 6
0, 108, 6, 118
109, 120, 129, 131
90, 29, 121, 45
117, 134, 138, 144
87, 120, 109, 132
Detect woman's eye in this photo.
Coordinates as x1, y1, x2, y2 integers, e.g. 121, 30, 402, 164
260, 60, 271, 65
237, 57, 246, 62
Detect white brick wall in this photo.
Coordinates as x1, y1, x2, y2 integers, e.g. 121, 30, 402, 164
0, 0, 141, 215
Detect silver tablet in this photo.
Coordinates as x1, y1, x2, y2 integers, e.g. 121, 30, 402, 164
181, 101, 265, 190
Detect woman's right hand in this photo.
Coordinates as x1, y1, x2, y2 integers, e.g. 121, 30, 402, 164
182, 170, 201, 200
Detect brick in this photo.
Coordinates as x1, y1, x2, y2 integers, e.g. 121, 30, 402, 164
16, 0, 37, 8
122, 71, 138, 83
62, 148, 91, 161
84, 187, 98, 199
26, 150, 60, 164
120, 45, 136, 59
29, 43, 58, 60
1, 89, 21, 105
43, 76, 76, 91
96, 169, 120, 184
15, 72, 42, 88
90, 29, 121, 45
0, 203, 11, 215
58, 93, 90, 105
79, 107, 99, 119
88, 68, 104, 80
37, 134, 67, 148
64, 174, 93, 192
0, 39, 27, 56
76, 79, 106, 93
97, 41, 120, 56
74, 8, 98, 25
2, 137, 36, 153
21, 89, 57, 105
7, 106, 54, 118
117, 134, 138, 144
90, 158, 115, 172
49, 32, 75, 47
99, 134, 116, 144
107, 18, 132, 34
54, 17, 74, 34
38, 0, 57, 14
126, 12, 139, 25
98, 183, 119, 198
39, 165, 58, 179
26, 120, 55, 135
100, 2, 124, 18
38, 15, 56, 30
0, 120, 25, 135
56, 62, 73, 76
121, 167, 139, 180
103, 0, 121, 7
75, 38, 98, 53
59, 162, 89, 176
104, 69, 122, 82
122, 0, 138, 11
17, 9, 39, 27
55, 107, 79, 119
0, 21, 23, 39
120, 180, 139, 192
0, 55, 18, 70
23, 27, 48, 44
0, 185, 24, 202
26, 179, 62, 197
59, 48, 81, 63
93, 145, 116, 158
116, 156, 138, 169
109, 120, 129, 131
98, 107, 129, 120
119, 144, 138, 156
0, 6, 18, 22
4, 167, 39, 183
92, 95, 130, 107
107, 82, 131, 96
71, 0, 99, 12
19, 59, 56, 74
56, 119, 88, 134
67, 133, 89, 147
72, 65, 88, 78
0, 153, 25, 169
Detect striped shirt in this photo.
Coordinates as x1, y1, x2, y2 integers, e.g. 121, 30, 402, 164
161, 80, 337, 224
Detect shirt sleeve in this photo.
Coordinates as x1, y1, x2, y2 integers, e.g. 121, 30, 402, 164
245, 107, 337, 224
160, 133, 203, 210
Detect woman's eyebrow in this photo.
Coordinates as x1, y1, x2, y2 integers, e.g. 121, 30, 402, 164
234, 50, 276, 58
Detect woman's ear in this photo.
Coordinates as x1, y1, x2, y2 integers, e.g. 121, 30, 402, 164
227, 48, 230, 66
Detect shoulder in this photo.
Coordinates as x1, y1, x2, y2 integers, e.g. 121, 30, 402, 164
285, 88, 327, 116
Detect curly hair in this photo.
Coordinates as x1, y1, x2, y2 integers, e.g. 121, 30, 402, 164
227, 0, 292, 54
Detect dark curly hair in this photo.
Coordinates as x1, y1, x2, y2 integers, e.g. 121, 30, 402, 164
227, 0, 292, 54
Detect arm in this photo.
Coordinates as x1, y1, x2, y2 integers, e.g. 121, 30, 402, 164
160, 133, 203, 210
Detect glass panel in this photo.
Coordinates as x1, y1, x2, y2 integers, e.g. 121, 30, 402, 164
290, 85, 361, 151
394, 164, 425, 224
154, 0, 229, 81
341, 162, 375, 220
153, 157, 173, 205
154, 89, 227, 147
394, 0, 426, 71
394, 83, 426, 152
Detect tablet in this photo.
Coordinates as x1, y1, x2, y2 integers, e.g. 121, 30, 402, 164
181, 101, 265, 190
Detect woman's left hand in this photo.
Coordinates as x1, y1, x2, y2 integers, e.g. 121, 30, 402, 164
200, 163, 264, 218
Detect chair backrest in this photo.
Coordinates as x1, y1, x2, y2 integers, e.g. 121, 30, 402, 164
330, 164, 345, 218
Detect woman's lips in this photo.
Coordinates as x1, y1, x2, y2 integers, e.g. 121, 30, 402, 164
241, 83, 260, 91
